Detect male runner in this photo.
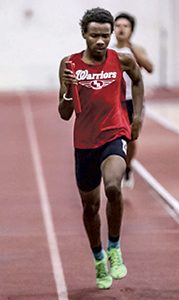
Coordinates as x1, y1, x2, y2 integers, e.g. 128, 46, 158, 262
111, 12, 153, 188
58, 7, 144, 289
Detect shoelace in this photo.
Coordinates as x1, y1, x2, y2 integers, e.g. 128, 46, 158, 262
96, 261, 108, 278
110, 250, 122, 267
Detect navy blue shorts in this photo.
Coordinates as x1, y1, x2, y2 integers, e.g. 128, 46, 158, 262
75, 137, 127, 192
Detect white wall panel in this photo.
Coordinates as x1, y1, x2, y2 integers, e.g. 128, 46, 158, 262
0, 0, 178, 90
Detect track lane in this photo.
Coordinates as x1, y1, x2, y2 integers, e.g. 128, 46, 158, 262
136, 115, 179, 202
0, 94, 58, 299
1, 91, 179, 299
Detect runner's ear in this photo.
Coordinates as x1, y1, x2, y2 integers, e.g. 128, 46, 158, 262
81, 29, 86, 39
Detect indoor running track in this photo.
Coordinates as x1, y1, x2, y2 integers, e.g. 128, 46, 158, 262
0, 91, 179, 300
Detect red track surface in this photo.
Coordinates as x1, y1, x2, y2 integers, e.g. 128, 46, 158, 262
0, 91, 179, 300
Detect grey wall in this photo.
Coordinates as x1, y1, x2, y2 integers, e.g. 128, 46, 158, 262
0, 0, 178, 90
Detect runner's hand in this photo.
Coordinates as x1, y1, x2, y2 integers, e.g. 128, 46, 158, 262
131, 116, 142, 140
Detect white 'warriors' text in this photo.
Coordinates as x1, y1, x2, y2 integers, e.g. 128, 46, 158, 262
76, 69, 117, 81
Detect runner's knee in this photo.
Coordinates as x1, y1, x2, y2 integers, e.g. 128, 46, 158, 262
105, 183, 121, 202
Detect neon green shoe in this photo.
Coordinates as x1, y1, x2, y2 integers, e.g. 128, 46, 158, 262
95, 252, 113, 289
107, 248, 127, 279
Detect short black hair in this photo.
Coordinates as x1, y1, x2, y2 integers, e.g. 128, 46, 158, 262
114, 12, 136, 32
80, 7, 114, 34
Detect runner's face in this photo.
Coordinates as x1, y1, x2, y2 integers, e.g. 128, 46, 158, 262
84, 22, 112, 60
114, 18, 132, 42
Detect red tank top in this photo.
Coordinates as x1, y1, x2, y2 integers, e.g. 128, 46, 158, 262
70, 49, 131, 149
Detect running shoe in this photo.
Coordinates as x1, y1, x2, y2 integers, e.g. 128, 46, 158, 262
95, 252, 113, 289
107, 248, 127, 279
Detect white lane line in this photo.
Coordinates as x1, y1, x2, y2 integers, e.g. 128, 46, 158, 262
163, 203, 179, 224
21, 95, 69, 300
146, 105, 179, 135
132, 159, 179, 215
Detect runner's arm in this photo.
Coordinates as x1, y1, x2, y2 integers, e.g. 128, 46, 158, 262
130, 44, 153, 73
119, 53, 144, 140
58, 57, 75, 120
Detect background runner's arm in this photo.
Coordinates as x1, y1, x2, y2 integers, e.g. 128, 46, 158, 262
130, 44, 153, 73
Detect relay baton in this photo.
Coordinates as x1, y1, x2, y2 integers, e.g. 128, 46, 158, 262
65, 61, 82, 114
